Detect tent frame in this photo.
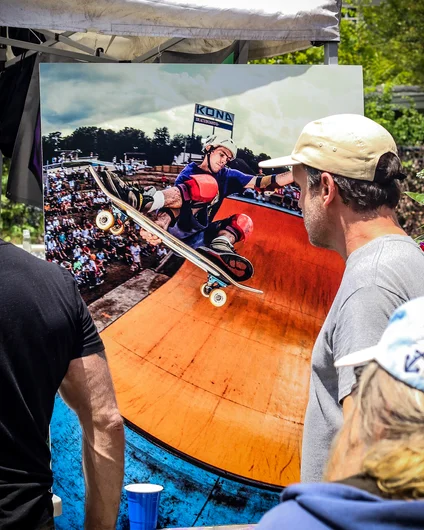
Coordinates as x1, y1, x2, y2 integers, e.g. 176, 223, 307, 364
0, 27, 338, 68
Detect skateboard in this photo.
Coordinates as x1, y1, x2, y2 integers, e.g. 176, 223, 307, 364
89, 166, 263, 307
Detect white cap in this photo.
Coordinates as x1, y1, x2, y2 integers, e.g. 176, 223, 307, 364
334, 297, 424, 392
259, 114, 401, 182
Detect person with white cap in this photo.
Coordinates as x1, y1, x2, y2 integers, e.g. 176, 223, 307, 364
256, 296, 424, 530
97, 134, 290, 282
259, 114, 424, 483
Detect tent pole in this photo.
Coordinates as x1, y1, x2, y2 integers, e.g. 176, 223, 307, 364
0, 36, 116, 63
4, 31, 76, 68
234, 41, 249, 64
34, 29, 116, 60
0, 27, 7, 72
324, 42, 338, 65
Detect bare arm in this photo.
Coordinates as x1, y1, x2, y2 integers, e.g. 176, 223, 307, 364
162, 186, 183, 208
59, 351, 125, 530
139, 187, 182, 246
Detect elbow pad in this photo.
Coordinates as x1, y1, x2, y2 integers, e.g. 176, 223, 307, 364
177, 174, 218, 203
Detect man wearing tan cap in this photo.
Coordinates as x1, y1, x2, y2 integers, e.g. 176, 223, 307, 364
259, 114, 424, 483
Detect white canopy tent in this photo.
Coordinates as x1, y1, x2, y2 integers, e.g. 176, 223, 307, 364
0, 0, 341, 65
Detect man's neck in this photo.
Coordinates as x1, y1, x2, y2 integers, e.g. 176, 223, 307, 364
339, 208, 406, 260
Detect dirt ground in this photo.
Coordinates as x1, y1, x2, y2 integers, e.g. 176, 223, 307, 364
81, 252, 184, 306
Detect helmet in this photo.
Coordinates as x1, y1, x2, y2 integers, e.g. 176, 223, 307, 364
202, 134, 237, 159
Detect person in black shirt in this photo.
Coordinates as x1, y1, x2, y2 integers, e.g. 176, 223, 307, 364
0, 240, 125, 529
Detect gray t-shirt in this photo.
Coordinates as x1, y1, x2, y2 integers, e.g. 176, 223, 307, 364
301, 235, 424, 483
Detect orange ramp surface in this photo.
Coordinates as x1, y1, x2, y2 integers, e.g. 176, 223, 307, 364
102, 198, 344, 487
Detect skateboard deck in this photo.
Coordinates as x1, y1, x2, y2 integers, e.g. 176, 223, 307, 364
89, 166, 263, 305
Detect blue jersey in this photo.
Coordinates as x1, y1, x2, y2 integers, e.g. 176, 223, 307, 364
176, 162, 251, 220
169, 162, 252, 245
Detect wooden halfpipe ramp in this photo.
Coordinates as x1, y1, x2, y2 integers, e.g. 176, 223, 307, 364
101, 198, 344, 487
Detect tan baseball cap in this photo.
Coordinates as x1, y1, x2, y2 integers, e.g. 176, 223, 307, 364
259, 114, 400, 182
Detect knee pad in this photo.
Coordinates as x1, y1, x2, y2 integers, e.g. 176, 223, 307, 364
228, 213, 253, 242
177, 174, 218, 204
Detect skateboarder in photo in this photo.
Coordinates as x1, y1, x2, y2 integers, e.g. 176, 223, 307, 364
95, 134, 292, 282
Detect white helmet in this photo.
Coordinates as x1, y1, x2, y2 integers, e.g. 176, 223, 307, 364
202, 134, 237, 159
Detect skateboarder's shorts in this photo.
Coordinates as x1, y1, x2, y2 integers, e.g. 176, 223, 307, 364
169, 216, 239, 249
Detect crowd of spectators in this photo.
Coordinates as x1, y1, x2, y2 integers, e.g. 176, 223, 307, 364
44, 166, 109, 216
44, 164, 168, 291
241, 183, 302, 214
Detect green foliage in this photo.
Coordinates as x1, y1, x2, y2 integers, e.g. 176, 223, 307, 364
364, 87, 424, 146
403, 171, 424, 244
405, 192, 424, 204
1, 159, 44, 244
340, 1, 424, 87
359, 0, 424, 87
253, 2, 424, 88
337, 4, 417, 88
253, 9, 389, 79
253, 2, 424, 147
253, 45, 323, 66
391, 107, 424, 147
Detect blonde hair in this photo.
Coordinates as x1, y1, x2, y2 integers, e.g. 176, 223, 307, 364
356, 361, 424, 498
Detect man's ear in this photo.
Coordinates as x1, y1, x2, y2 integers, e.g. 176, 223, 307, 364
320, 172, 337, 207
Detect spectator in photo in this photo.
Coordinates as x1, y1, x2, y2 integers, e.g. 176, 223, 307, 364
257, 297, 424, 530
96, 249, 106, 263
242, 187, 256, 200
282, 186, 293, 210
73, 258, 82, 273
123, 244, 134, 267
102, 240, 118, 261
157, 244, 168, 260
130, 241, 142, 272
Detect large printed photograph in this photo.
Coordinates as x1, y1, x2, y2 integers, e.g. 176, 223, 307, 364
40, 64, 363, 307
40, 64, 364, 498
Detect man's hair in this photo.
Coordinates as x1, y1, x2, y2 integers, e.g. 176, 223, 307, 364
304, 152, 403, 212
356, 361, 424, 499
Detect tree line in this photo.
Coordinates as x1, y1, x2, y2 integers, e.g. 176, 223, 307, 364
42, 126, 272, 172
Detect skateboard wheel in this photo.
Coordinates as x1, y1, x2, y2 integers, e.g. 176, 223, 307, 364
110, 223, 125, 236
201, 283, 212, 298
210, 289, 227, 307
96, 210, 115, 231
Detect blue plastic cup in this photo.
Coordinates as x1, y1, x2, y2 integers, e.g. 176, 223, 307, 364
125, 484, 163, 530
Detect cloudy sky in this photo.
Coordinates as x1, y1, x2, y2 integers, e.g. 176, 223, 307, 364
40, 63, 363, 159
